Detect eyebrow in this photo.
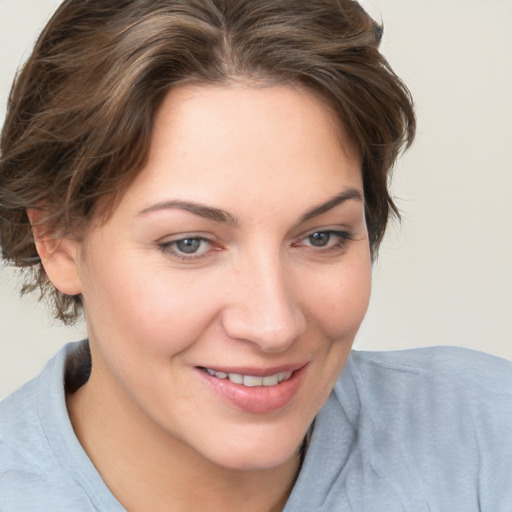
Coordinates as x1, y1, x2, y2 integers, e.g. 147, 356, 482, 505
137, 187, 362, 225
299, 187, 363, 223
138, 200, 239, 224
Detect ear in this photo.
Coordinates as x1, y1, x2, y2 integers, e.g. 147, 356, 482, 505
27, 209, 83, 296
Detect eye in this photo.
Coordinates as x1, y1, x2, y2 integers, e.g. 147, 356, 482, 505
175, 238, 204, 254
307, 231, 333, 247
293, 230, 354, 253
158, 236, 215, 260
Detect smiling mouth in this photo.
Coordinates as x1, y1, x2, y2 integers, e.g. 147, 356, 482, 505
198, 367, 294, 387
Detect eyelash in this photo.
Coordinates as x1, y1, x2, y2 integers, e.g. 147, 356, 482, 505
293, 230, 354, 253
158, 236, 217, 261
157, 230, 354, 262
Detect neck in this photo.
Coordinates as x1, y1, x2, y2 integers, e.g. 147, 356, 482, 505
67, 368, 301, 512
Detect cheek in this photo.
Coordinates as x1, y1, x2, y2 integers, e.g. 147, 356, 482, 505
299, 254, 372, 338
81, 248, 224, 358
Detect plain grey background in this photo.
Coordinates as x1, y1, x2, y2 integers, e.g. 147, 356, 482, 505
1, 0, 511, 400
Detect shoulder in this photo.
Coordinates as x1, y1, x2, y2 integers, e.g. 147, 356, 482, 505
0, 376, 45, 474
290, 347, 512, 510
330, 346, 512, 509
0, 343, 99, 511
347, 345, 512, 398
342, 346, 512, 429
351, 344, 511, 370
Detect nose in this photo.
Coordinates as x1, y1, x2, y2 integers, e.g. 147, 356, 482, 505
220, 252, 306, 353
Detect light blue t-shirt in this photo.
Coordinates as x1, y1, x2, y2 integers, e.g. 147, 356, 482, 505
1, 343, 511, 511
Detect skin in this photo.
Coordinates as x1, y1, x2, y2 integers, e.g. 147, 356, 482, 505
37, 85, 372, 511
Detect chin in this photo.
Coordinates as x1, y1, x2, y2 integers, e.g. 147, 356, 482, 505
213, 449, 298, 473
199, 422, 308, 472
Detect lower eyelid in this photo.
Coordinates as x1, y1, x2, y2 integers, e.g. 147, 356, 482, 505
157, 236, 226, 261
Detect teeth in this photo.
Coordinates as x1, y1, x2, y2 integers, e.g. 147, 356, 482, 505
228, 373, 243, 384
262, 374, 279, 386
278, 371, 292, 383
243, 375, 263, 387
204, 368, 293, 387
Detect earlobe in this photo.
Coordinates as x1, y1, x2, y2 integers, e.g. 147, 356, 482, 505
27, 209, 83, 296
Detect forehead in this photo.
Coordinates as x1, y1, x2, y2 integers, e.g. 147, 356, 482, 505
111, 84, 362, 223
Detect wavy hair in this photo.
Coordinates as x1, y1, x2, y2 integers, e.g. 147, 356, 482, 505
0, 0, 415, 323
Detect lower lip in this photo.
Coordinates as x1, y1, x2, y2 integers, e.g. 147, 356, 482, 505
197, 365, 308, 414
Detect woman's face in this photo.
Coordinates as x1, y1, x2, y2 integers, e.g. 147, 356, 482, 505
71, 85, 371, 470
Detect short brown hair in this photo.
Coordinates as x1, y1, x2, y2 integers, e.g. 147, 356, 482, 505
0, 0, 415, 323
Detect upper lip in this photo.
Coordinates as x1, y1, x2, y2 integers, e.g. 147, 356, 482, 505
196, 362, 308, 377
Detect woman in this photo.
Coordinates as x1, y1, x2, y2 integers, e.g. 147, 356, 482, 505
1, 1, 511, 510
